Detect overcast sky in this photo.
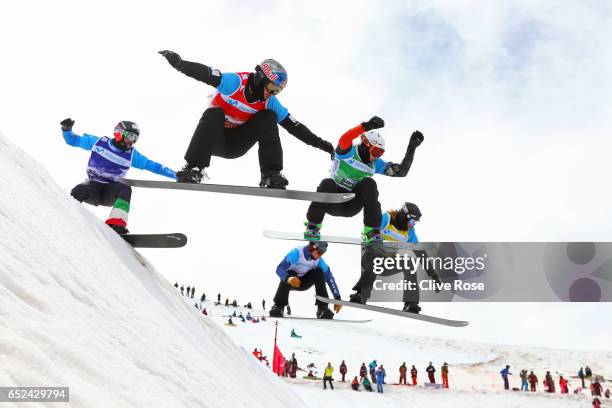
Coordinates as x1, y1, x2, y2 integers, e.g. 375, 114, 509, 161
1, 0, 611, 350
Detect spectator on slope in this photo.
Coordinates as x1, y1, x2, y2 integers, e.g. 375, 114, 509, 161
369, 360, 378, 383
545, 371, 555, 393
191, 287, 195, 298
180, 285, 185, 295
586, 366, 593, 379
225, 298, 229, 307
411, 365, 418, 385
399, 362, 407, 385
174, 282, 178, 289
287, 305, 292, 315
500, 365, 511, 390
427, 362, 437, 384
560, 375, 569, 394
262, 299, 266, 310
323, 362, 335, 390
227, 316, 234, 326
579, 367, 586, 389
593, 397, 602, 408
351, 376, 360, 391
269, 241, 341, 319
360, 363, 367, 380
201, 293, 206, 304
528, 371, 538, 392
520, 369, 529, 391
187, 286, 191, 297
591, 379, 603, 397
441, 362, 449, 389
290, 354, 298, 378
252, 348, 261, 360
202, 307, 207, 316
362, 376, 373, 392
232, 299, 238, 307
246, 312, 252, 321
604, 388, 610, 398
339, 360, 348, 382
284, 359, 292, 377
60, 118, 176, 235
376, 366, 386, 393
217, 293, 221, 304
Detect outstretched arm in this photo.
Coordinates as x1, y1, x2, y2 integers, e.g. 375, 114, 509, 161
131, 150, 176, 180
279, 114, 335, 158
158, 50, 222, 87
382, 131, 424, 177
60, 118, 99, 150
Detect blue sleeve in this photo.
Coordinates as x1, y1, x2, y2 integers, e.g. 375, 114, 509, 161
335, 145, 355, 160
266, 96, 289, 122
320, 258, 341, 299
276, 248, 300, 282
379, 212, 390, 230
62, 130, 99, 151
217, 72, 241, 95
374, 158, 387, 174
408, 228, 419, 243
131, 150, 176, 180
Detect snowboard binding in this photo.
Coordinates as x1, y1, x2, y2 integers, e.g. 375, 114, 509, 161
176, 164, 207, 184
259, 171, 288, 189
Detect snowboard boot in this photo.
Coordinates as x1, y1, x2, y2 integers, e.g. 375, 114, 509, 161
269, 304, 285, 318
107, 223, 129, 235
402, 302, 421, 314
362, 226, 383, 244
349, 292, 367, 304
304, 221, 322, 240
176, 164, 208, 184
259, 171, 289, 189
316, 305, 334, 319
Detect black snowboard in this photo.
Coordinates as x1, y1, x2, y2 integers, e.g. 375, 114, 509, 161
121, 233, 187, 248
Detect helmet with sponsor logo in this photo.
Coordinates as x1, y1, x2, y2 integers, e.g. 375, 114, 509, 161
254, 59, 288, 93
360, 130, 385, 158
113, 121, 140, 144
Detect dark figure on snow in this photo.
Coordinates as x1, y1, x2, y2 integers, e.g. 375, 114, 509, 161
545, 371, 555, 393
304, 116, 424, 243
528, 371, 538, 392
174, 282, 178, 289
585, 366, 593, 378
593, 397, 602, 408
180, 286, 185, 295
520, 369, 529, 391
375, 365, 386, 393
339, 360, 347, 382
217, 293, 221, 304
399, 362, 407, 385
158, 51, 334, 187
262, 299, 266, 310
351, 376, 360, 391
360, 363, 367, 380
349, 202, 424, 313
290, 354, 298, 378
411, 365, 418, 385
286, 305, 292, 316
186, 286, 191, 297
369, 360, 378, 383
201, 293, 206, 303
362, 376, 373, 392
323, 363, 334, 390
427, 362, 437, 384
190, 287, 195, 298
61, 118, 175, 234
269, 242, 341, 319
560, 376, 569, 394
500, 365, 511, 390
579, 367, 586, 388
441, 362, 449, 388
225, 298, 229, 307
591, 379, 602, 397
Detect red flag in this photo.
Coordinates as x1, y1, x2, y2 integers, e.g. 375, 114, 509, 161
272, 343, 286, 376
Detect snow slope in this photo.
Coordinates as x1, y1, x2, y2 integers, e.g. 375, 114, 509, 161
0, 132, 306, 407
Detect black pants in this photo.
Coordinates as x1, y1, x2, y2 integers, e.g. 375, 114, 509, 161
352, 246, 419, 303
273, 268, 329, 307
323, 376, 334, 390
184, 107, 282, 172
306, 178, 382, 228
70, 181, 132, 206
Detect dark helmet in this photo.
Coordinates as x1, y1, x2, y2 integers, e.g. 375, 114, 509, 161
113, 121, 140, 144
308, 240, 328, 254
254, 58, 288, 90
402, 202, 422, 221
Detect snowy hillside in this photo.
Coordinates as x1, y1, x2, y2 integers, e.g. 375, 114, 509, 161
0, 132, 306, 407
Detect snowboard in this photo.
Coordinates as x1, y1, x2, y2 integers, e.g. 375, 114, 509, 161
272, 315, 372, 323
315, 296, 469, 327
121, 233, 187, 248
121, 179, 355, 203
263, 230, 424, 250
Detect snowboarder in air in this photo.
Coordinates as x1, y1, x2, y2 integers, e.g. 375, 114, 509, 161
269, 241, 341, 319
60, 118, 176, 234
304, 116, 424, 243
349, 201, 424, 313
158, 51, 334, 187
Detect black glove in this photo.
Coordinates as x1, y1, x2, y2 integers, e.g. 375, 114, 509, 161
319, 140, 335, 159
409, 130, 424, 148
60, 118, 75, 131
362, 116, 385, 131
158, 50, 183, 69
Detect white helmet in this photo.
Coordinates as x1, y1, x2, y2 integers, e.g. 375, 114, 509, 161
360, 130, 386, 157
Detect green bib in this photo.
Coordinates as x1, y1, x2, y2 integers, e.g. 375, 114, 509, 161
330, 147, 376, 190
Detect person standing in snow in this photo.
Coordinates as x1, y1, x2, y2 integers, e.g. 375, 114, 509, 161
61, 118, 176, 234
375, 366, 386, 393
528, 371, 538, 392
369, 360, 378, 383
427, 362, 436, 384
579, 367, 586, 389
500, 365, 511, 390
591, 379, 603, 397
351, 376, 360, 391
585, 366, 593, 379
560, 376, 569, 394
360, 363, 367, 380
323, 362, 334, 390
545, 371, 555, 393
262, 299, 266, 310
217, 293, 221, 304
411, 365, 418, 385
158, 51, 334, 187
339, 360, 348, 382
174, 282, 178, 289
441, 362, 449, 388
201, 293, 206, 304
520, 369, 529, 391
269, 241, 341, 319
399, 362, 407, 385
180, 285, 185, 296
290, 354, 298, 378
190, 287, 195, 298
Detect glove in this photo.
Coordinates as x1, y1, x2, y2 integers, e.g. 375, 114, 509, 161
60, 118, 75, 131
287, 276, 301, 288
362, 116, 385, 131
409, 130, 424, 148
333, 304, 342, 313
319, 140, 335, 159
158, 50, 183, 69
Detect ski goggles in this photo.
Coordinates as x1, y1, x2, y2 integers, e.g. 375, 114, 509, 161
360, 135, 385, 158
408, 218, 418, 227
264, 81, 283, 95
115, 130, 139, 144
